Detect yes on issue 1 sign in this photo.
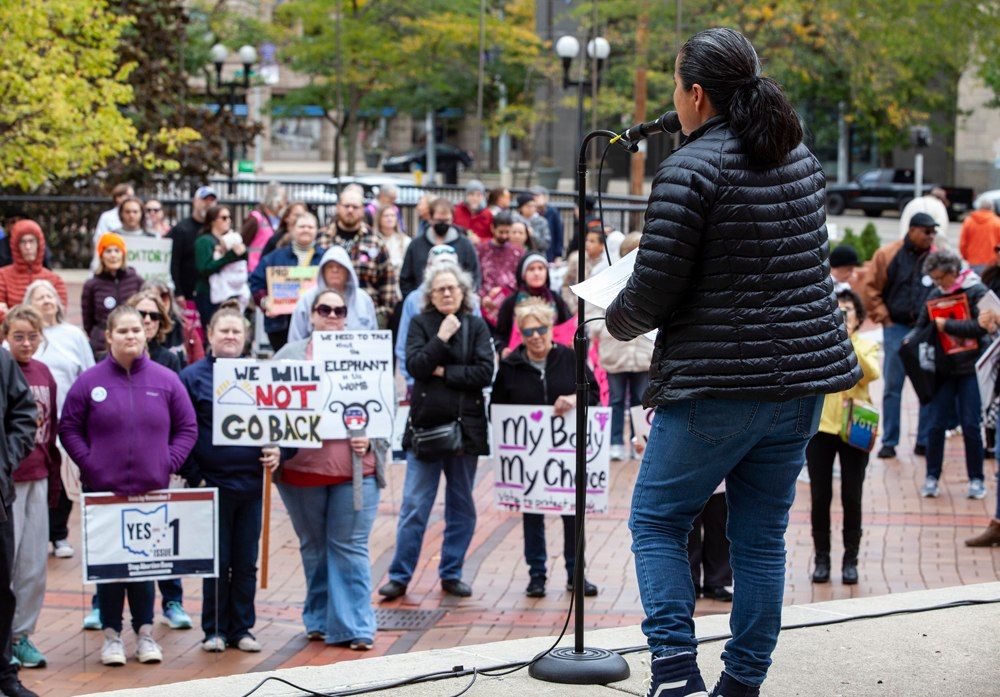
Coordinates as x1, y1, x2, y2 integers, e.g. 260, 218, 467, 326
81, 489, 218, 583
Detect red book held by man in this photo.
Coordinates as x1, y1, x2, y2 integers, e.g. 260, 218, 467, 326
926, 295, 978, 355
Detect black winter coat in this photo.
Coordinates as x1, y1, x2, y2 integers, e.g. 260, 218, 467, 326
405, 310, 495, 456
492, 344, 598, 408
606, 116, 859, 404
0, 349, 38, 520
914, 278, 989, 376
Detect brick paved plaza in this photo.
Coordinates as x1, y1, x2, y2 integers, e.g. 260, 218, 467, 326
14, 281, 999, 696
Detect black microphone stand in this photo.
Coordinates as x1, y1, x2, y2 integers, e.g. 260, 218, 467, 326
528, 129, 630, 685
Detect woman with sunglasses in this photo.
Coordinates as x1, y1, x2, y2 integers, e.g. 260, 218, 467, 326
140, 281, 193, 364
127, 292, 181, 374
273, 289, 388, 650
194, 205, 249, 329
490, 298, 599, 599
143, 200, 170, 237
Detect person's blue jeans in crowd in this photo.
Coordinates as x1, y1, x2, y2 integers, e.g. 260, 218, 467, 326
277, 478, 380, 644
388, 453, 478, 585
607, 371, 650, 446
926, 374, 984, 481
523, 513, 575, 581
881, 323, 931, 448
201, 490, 262, 643
97, 582, 155, 633
630, 395, 822, 687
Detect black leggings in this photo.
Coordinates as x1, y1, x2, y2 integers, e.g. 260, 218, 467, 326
806, 431, 868, 554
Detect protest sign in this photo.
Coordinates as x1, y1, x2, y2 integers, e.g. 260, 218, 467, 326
491, 404, 611, 515
81, 489, 218, 583
313, 331, 395, 440
126, 236, 172, 286
212, 359, 326, 448
629, 405, 655, 449
266, 266, 317, 315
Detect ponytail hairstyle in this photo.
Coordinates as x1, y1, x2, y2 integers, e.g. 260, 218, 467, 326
677, 28, 802, 167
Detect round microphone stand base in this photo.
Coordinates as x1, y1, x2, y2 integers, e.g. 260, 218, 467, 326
528, 646, 630, 685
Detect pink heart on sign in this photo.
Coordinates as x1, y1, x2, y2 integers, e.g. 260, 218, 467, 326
530, 410, 544, 422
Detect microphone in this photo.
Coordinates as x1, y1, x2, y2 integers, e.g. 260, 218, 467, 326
613, 111, 682, 152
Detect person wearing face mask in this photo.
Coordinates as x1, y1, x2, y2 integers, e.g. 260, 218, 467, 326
60, 305, 197, 667
181, 304, 285, 654
0, 221, 67, 323
2, 307, 59, 673
81, 234, 144, 357
249, 212, 324, 352
274, 289, 388, 650
398, 198, 481, 297
453, 180, 493, 243
287, 245, 378, 341
863, 211, 939, 459
909, 250, 989, 500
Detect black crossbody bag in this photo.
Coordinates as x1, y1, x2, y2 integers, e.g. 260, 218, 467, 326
409, 322, 468, 459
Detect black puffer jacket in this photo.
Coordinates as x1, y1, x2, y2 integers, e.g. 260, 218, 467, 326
492, 344, 598, 408
606, 116, 860, 404
405, 309, 495, 456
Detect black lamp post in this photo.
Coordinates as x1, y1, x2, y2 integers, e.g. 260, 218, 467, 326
554, 34, 610, 173
206, 43, 258, 193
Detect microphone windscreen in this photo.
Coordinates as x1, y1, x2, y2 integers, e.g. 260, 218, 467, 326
661, 111, 682, 134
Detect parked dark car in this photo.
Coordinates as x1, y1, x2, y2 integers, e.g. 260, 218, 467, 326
826, 168, 974, 221
382, 144, 473, 184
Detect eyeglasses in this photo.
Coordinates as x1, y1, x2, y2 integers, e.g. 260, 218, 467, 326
522, 326, 549, 338
8, 333, 40, 345
432, 285, 460, 296
218, 214, 232, 221
314, 304, 348, 318
145, 206, 162, 213
138, 310, 163, 322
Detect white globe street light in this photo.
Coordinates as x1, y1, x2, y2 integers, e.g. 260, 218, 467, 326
586, 37, 611, 61
555, 35, 580, 59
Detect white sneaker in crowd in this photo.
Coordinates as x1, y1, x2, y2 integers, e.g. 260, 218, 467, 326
237, 636, 262, 652
135, 626, 162, 664
609, 445, 625, 461
100, 629, 126, 666
52, 539, 74, 558
201, 636, 226, 652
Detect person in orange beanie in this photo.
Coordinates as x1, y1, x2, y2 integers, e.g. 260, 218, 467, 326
81, 233, 144, 357
0, 220, 68, 322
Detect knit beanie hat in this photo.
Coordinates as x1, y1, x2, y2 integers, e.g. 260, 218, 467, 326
97, 233, 127, 258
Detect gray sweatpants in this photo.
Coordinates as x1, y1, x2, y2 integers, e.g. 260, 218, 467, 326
12, 479, 48, 637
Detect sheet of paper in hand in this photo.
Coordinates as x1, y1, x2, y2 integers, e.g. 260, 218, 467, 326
569, 249, 656, 341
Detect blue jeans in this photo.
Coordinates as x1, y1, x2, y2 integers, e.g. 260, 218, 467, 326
926, 374, 984, 481
97, 582, 155, 633
607, 371, 651, 446
881, 323, 930, 448
630, 396, 822, 687
523, 513, 575, 580
388, 453, 478, 585
277, 478, 380, 643
202, 490, 262, 642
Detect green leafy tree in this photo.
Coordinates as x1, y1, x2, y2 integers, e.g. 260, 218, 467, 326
0, 0, 138, 190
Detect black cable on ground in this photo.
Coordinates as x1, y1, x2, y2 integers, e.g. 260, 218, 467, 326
237, 596, 1000, 697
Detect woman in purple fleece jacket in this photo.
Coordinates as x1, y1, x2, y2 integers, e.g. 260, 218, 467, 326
60, 305, 197, 667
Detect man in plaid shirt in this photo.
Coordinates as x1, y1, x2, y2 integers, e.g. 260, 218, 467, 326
330, 187, 399, 327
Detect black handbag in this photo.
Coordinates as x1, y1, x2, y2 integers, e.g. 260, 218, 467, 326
409, 322, 468, 459
898, 322, 938, 405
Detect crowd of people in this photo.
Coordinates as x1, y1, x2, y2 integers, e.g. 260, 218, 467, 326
0, 160, 996, 697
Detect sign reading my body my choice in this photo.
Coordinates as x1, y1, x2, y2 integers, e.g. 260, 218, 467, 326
491, 404, 612, 515
211, 331, 395, 447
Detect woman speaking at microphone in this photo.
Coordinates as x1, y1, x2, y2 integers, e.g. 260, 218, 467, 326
605, 29, 859, 697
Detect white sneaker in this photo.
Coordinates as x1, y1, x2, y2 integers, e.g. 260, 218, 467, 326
609, 445, 625, 461
201, 635, 226, 652
237, 636, 261, 652
100, 630, 126, 666
53, 539, 74, 558
135, 627, 162, 664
